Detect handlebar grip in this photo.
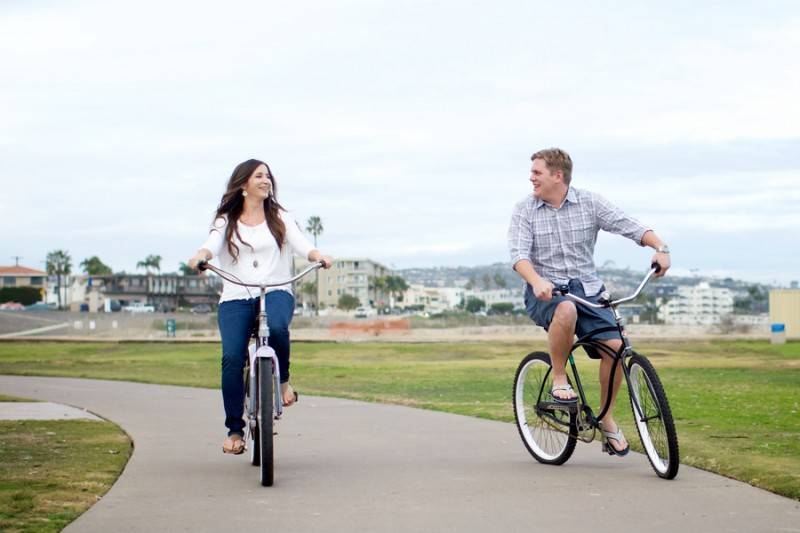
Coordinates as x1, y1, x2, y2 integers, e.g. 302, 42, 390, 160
552, 284, 569, 296
651, 262, 661, 274
197, 260, 208, 271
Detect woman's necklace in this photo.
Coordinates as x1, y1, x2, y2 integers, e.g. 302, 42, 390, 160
239, 211, 265, 269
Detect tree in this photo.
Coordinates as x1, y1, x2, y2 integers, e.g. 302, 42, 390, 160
482, 273, 492, 291
490, 302, 514, 315
137, 254, 162, 275
299, 281, 317, 309
493, 273, 507, 289
305, 216, 324, 247
46, 249, 72, 310
384, 275, 409, 309
338, 293, 360, 311
465, 297, 486, 313
80, 256, 112, 275
305, 216, 324, 315
368, 276, 387, 308
178, 262, 195, 276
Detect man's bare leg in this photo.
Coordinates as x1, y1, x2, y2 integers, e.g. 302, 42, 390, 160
598, 338, 628, 451
547, 302, 578, 401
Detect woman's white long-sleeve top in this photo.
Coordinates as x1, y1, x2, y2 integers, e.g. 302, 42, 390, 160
200, 211, 315, 303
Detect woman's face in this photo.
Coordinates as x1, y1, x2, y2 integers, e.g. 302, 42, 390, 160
242, 164, 273, 201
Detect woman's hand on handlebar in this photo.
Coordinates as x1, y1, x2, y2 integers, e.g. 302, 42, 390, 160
309, 250, 333, 269
188, 250, 212, 271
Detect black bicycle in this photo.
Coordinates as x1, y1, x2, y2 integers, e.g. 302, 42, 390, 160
199, 260, 323, 486
513, 264, 679, 479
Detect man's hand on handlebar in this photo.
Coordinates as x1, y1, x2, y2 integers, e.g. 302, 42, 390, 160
650, 252, 671, 278
532, 280, 555, 302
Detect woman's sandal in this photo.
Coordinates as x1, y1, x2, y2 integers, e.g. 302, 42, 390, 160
222, 434, 245, 455
600, 423, 630, 457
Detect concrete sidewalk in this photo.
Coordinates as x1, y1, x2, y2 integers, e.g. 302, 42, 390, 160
0, 401, 102, 421
0, 376, 797, 533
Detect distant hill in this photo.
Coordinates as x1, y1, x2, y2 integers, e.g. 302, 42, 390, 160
396, 262, 773, 297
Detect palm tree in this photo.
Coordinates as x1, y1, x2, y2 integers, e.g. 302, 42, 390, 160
305, 216, 324, 247
46, 249, 72, 310
384, 275, 409, 310
305, 216, 324, 315
80, 256, 112, 276
368, 276, 387, 310
137, 254, 162, 275
178, 262, 195, 276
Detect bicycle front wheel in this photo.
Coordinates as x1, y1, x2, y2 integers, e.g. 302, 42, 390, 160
627, 352, 679, 479
513, 352, 577, 465
258, 360, 274, 486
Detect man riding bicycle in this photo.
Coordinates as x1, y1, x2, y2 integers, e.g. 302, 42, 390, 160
507, 148, 670, 456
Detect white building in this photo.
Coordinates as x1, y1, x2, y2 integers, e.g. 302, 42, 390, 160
401, 285, 524, 312
660, 282, 734, 325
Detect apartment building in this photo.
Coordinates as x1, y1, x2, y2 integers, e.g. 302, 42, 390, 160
52, 273, 221, 312
296, 258, 390, 309
659, 282, 734, 325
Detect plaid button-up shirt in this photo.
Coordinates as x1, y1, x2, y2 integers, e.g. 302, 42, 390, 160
507, 187, 649, 295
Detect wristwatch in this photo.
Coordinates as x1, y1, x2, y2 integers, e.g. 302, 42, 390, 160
656, 245, 670, 254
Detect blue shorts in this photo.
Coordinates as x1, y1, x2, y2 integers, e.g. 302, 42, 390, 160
524, 279, 620, 359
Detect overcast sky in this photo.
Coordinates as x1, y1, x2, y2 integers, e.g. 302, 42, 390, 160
2, 1, 799, 285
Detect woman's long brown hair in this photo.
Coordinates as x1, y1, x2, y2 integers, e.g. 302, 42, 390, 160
213, 159, 286, 262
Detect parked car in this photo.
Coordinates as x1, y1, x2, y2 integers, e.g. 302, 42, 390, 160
0, 302, 25, 311
25, 302, 57, 311
191, 303, 213, 314
354, 306, 376, 318
123, 302, 155, 313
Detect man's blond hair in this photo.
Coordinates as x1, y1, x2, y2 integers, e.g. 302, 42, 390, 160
531, 148, 573, 185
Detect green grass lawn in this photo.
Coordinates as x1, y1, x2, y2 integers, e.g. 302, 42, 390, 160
0, 339, 798, 500
0, 417, 132, 532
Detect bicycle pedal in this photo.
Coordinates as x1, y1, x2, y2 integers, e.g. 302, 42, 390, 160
601, 443, 615, 455
540, 401, 578, 414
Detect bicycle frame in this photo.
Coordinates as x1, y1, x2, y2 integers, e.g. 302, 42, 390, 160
553, 265, 661, 432
199, 260, 323, 422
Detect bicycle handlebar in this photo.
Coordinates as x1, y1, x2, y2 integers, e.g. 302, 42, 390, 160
197, 260, 324, 289
552, 265, 660, 309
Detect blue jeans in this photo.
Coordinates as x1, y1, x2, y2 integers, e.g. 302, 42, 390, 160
217, 290, 295, 436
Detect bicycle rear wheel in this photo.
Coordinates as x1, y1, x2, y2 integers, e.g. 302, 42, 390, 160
258, 359, 274, 486
513, 352, 577, 465
627, 352, 679, 479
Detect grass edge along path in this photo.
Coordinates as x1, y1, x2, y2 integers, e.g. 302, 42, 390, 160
0, 399, 133, 533
0, 339, 798, 501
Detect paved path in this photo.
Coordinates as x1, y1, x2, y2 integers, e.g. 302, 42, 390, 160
1, 376, 797, 533
0, 401, 101, 420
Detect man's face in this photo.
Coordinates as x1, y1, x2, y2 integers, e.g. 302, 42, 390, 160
529, 158, 562, 199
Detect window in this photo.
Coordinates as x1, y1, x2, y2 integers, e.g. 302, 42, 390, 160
3, 277, 15, 286
30, 277, 43, 286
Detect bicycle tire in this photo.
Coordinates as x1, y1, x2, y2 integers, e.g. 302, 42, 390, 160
513, 351, 577, 465
627, 352, 679, 479
258, 359, 274, 486
245, 369, 260, 466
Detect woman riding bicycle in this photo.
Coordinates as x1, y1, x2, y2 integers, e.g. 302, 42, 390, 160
188, 159, 332, 455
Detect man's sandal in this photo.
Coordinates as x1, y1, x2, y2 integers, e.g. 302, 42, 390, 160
550, 383, 578, 404
222, 434, 245, 455
600, 424, 630, 457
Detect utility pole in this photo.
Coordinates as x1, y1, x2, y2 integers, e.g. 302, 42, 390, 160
11, 256, 22, 266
